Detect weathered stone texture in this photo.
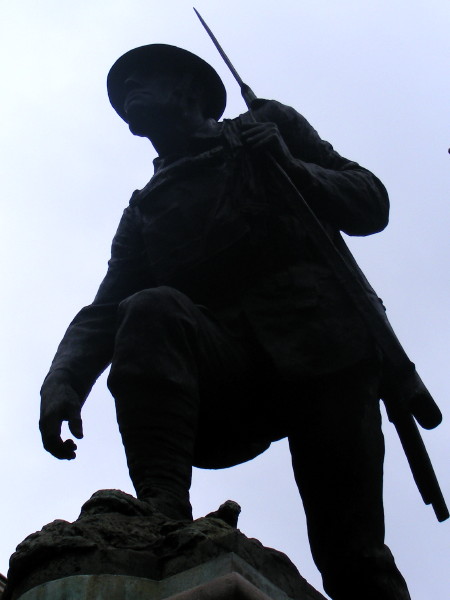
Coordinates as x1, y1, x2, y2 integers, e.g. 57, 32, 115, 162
4, 490, 325, 600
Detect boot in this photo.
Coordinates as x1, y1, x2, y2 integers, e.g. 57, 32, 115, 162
113, 386, 197, 522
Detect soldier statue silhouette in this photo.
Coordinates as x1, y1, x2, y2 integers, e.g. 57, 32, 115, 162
39, 28, 447, 599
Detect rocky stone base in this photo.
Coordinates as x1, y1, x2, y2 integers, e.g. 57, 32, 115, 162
4, 489, 326, 600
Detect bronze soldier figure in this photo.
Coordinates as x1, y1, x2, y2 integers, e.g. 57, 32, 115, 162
40, 44, 413, 599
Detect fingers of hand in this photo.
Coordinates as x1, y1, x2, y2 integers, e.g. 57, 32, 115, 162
241, 123, 291, 162
42, 434, 77, 460
244, 131, 277, 150
69, 417, 84, 440
40, 383, 82, 459
40, 414, 78, 460
241, 122, 280, 149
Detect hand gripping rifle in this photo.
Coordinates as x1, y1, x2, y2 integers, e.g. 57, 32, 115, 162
194, 8, 448, 522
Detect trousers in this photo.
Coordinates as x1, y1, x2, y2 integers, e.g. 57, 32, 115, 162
107, 286, 411, 600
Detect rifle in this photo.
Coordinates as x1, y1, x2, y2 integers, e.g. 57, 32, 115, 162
194, 8, 449, 522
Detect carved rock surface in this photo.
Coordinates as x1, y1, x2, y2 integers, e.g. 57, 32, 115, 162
5, 490, 313, 600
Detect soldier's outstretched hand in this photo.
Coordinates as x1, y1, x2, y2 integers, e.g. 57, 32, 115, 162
241, 121, 295, 169
39, 377, 84, 460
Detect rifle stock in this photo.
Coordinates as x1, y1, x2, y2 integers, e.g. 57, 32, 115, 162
391, 411, 448, 522
269, 159, 449, 522
382, 371, 448, 521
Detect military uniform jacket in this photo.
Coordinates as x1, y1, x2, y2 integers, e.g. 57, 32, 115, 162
46, 100, 389, 402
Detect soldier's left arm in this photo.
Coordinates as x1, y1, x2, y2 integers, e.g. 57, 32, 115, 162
247, 99, 389, 236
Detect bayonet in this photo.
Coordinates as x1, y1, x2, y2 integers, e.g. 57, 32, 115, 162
193, 7, 257, 108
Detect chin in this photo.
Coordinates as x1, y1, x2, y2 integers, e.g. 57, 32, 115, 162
126, 112, 154, 138
126, 105, 167, 138
128, 120, 148, 138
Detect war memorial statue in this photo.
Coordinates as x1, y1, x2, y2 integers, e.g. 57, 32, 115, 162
38, 37, 446, 600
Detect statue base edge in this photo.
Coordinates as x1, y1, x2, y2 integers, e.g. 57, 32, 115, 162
14, 553, 326, 600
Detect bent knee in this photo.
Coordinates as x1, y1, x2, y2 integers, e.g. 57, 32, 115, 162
118, 286, 195, 321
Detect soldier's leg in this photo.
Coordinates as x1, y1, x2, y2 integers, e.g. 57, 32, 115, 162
287, 361, 411, 600
107, 286, 252, 520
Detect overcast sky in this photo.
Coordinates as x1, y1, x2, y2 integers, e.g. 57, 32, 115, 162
0, 1, 448, 598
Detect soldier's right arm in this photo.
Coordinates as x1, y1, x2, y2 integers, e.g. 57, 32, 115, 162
40, 202, 151, 459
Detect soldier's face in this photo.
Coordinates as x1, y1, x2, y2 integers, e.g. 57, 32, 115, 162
123, 67, 202, 137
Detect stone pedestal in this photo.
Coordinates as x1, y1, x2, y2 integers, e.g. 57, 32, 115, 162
4, 490, 326, 600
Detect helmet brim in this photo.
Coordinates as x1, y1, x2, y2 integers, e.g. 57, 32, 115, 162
107, 44, 227, 122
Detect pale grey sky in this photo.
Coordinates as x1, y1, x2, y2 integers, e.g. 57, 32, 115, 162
0, 1, 449, 598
